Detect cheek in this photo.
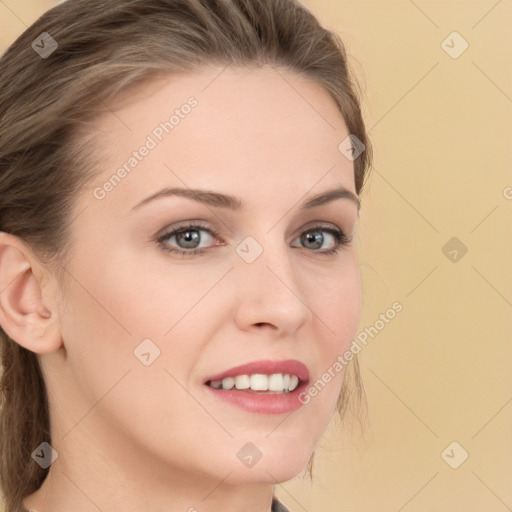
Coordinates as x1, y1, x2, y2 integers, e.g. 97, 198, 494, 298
58, 251, 225, 398
303, 258, 361, 409
310, 256, 362, 350
56, 256, 214, 452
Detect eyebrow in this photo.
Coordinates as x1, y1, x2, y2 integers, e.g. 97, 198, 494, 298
130, 185, 360, 212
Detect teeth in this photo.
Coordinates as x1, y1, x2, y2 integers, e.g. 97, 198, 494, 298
209, 373, 300, 393
221, 377, 235, 390
250, 374, 268, 391
234, 375, 250, 390
289, 375, 299, 392
268, 373, 284, 391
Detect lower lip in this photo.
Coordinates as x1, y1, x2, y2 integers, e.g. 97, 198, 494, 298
203, 382, 308, 415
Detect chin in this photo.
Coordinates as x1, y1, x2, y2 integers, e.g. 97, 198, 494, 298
226, 461, 310, 485
221, 444, 313, 484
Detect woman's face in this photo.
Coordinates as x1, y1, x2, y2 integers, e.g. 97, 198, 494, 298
50, 65, 362, 485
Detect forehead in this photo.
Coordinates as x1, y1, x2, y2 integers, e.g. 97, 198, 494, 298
80, 65, 355, 214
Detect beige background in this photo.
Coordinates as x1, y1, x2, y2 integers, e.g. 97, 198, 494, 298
1, 1, 511, 511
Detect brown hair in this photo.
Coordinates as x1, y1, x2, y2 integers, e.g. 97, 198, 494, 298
0, 0, 372, 509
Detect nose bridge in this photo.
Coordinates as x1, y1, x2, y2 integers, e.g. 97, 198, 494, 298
237, 231, 297, 291
232, 232, 311, 333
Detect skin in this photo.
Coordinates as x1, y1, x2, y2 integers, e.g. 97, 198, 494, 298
0, 65, 361, 512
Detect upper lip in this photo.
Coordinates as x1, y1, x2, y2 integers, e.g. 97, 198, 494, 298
204, 359, 310, 384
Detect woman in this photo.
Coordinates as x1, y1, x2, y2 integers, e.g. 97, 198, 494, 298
0, 0, 372, 510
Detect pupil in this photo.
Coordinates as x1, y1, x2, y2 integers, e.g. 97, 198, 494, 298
303, 231, 323, 249
177, 230, 200, 248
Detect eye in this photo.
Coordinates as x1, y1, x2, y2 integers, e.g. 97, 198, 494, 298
157, 222, 222, 256
292, 225, 350, 256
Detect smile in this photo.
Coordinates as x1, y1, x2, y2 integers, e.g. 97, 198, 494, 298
206, 373, 300, 393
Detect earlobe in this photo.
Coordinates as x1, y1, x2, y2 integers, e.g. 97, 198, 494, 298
0, 233, 61, 354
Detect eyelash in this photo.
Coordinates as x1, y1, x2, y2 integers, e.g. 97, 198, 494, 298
156, 221, 351, 258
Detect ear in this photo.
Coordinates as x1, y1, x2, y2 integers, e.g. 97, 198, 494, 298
0, 232, 61, 354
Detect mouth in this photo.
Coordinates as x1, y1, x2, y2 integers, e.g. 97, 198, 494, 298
205, 372, 301, 394
202, 359, 310, 414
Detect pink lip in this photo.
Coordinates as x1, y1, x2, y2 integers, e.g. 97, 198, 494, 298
202, 359, 310, 415
203, 359, 310, 384
203, 381, 309, 415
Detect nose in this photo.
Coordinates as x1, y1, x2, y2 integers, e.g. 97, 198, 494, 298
232, 240, 312, 337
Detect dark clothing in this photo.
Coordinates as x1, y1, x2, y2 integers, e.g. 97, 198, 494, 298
272, 497, 290, 512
